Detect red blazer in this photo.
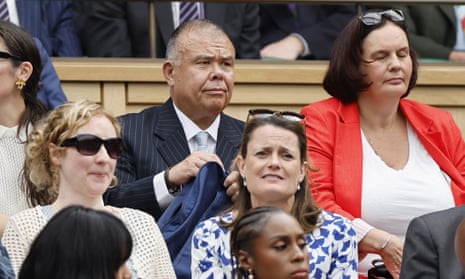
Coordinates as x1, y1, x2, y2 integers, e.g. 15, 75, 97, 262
301, 97, 465, 220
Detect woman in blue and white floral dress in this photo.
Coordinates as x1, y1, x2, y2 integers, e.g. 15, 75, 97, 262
191, 111, 358, 279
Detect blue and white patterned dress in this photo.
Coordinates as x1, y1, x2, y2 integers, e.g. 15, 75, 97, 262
191, 210, 358, 279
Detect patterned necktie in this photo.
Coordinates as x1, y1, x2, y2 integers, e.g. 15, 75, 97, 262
180, 2, 200, 25
0, 0, 9, 21
194, 131, 209, 152
288, 4, 300, 28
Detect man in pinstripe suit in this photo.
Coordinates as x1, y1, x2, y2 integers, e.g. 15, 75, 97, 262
104, 19, 244, 220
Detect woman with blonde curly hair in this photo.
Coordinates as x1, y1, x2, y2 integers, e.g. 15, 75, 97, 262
2, 100, 175, 278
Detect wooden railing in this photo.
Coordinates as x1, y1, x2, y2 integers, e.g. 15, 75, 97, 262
53, 58, 465, 136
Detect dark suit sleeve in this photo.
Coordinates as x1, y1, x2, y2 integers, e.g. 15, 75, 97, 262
298, 5, 356, 59
74, 1, 134, 57
51, 1, 82, 57
34, 38, 67, 109
235, 3, 260, 59
400, 216, 439, 278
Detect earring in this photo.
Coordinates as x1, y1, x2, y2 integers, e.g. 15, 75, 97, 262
15, 79, 26, 90
107, 175, 118, 189
297, 183, 301, 191
248, 269, 254, 279
242, 176, 247, 187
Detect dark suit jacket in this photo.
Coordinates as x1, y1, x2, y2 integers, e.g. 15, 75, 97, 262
400, 205, 465, 279
104, 99, 244, 220
17, 0, 82, 57
259, 4, 356, 59
366, 5, 456, 60
74, 1, 260, 58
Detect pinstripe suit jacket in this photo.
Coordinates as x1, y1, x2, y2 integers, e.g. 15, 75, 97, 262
105, 99, 244, 220
17, 0, 81, 56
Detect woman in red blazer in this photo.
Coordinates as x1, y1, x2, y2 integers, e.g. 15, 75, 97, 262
301, 9, 465, 279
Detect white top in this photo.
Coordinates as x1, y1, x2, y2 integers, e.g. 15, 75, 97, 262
358, 123, 454, 273
0, 125, 29, 216
2, 206, 176, 278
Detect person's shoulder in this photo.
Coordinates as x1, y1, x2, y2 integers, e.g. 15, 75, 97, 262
221, 113, 245, 127
318, 210, 356, 236
5, 206, 47, 239
301, 97, 341, 113
412, 205, 465, 224
119, 105, 163, 122
9, 206, 44, 224
195, 212, 232, 233
118, 207, 155, 224
402, 99, 450, 116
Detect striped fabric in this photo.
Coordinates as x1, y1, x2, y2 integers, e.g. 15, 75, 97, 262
0, 0, 9, 21
179, 2, 199, 24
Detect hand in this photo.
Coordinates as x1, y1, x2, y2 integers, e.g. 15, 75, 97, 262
166, 152, 224, 187
449, 51, 465, 62
260, 35, 304, 60
358, 229, 403, 279
224, 170, 240, 201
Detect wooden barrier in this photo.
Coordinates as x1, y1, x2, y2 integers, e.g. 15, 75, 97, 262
53, 58, 465, 135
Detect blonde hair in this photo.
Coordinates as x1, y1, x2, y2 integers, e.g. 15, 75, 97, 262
22, 100, 121, 206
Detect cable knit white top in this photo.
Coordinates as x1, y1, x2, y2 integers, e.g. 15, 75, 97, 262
0, 125, 28, 216
2, 206, 176, 278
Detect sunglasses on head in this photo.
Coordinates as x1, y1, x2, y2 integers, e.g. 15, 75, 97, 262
60, 134, 123, 159
0, 51, 23, 61
359, 9, 405, 26
247, 109, 305, 122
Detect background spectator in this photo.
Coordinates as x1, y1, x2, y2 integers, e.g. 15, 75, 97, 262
259, 4, 356, 60
1, 0, 81, 57
73, 1, 259, 58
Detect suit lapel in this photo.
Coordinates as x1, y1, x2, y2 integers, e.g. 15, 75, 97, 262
335, 102, 363, 217
216, 114, 242, 170
154, 100, 190, 167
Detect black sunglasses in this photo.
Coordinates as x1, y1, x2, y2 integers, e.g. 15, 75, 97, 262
248, 109, 305, 122
359, 9, 405, 26
60, 134, 123, 159
0, 51, 23, 61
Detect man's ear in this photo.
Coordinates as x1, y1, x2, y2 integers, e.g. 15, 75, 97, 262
162, 61, 175, 86
237, 250, 254, 271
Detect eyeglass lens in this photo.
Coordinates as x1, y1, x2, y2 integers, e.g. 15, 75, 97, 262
61, 134, 122, 159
